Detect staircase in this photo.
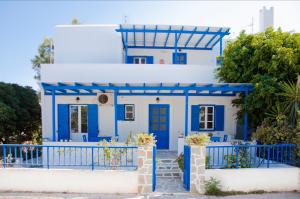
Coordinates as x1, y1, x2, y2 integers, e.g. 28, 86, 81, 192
156, 151, 182, 178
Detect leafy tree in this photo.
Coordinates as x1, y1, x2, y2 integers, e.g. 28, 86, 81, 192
0, 82, 41, 143
278, 81, 300, 126
71, 18, 80, 25
31, 37, 53, 80
217, 28, 300, 130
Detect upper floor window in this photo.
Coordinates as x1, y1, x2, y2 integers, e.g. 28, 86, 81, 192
125, 104, 135, 121
134, 57, 147, 64
173, 53, 187, 64
199, 106, 214, 130
70, 105, 88, 133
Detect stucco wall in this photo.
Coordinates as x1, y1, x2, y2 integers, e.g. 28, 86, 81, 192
206, 168, 300, 192
0, 168, 138, 193
54, 25, 122, 64
42, 94, 238, 150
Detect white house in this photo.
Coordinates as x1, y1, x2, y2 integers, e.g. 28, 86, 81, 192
40, 24, 252, 150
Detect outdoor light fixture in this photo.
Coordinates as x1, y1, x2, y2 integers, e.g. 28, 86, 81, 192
156, 97, 160, 103
76, 97, 80, 101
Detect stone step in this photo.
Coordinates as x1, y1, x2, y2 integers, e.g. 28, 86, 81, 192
156, 172, 181, 178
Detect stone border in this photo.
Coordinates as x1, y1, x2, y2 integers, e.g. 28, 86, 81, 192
137, 146, 154, 193
190, 145, 206, 194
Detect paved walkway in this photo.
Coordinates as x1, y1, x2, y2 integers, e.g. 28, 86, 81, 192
0, 192, 299, 199
156, 177, 187, 193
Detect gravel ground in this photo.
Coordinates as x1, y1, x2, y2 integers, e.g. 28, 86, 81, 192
0, 192, 299, 199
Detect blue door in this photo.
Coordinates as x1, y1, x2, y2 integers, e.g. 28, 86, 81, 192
149, 104, 169, 149
58, 104, 70, 141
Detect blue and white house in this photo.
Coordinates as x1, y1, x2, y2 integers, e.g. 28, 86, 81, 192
40, 24, 252, 150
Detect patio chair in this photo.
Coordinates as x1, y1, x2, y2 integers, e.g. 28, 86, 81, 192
223, 134, 228, 142
82, 135, 87, 142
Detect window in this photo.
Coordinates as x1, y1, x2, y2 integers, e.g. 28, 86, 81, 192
173, 53, 187, 64
199, 106, 214, 130
70, 105, 88, 133
124, 104, 135, 121
133, 57, 146, 64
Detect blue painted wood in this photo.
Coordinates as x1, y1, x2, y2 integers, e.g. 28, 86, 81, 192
183, 145, 191, 191
172, 53, 187, 64
215, 105, 225, 131
149, 104, 170, 149
117, 104, 125, 120
152, 146, 156, 192
126, 56, 154, 64
88, 104, 99, 142
191, 105, 200, 131
57, 104, 70, 141
244, 89, 249, 141
51, 90, 56, 141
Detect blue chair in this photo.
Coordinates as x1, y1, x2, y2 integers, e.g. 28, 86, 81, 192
223, 135, 228, 142
82, 135, 87, 142
210, 136, 221, 142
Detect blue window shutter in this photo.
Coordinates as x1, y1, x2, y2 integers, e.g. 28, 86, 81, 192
215, 105, 225, 131
191, 105, 200, 131
88, 104, 99, 141
58, 104, 70, 141
147, 56, 154, 64
127, 56, 134, 64
117, 104, 125, 120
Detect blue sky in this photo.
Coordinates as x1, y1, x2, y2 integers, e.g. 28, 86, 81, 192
0, 1, 299, 90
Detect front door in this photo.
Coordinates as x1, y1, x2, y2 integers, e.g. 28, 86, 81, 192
149, 104, 170, 149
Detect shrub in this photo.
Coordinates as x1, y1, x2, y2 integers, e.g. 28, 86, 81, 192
204, 177, 222, 195
253, 118, 299, 148
186, 134, 210, 146
135, 133, 155, 146
176, 153, 184, 172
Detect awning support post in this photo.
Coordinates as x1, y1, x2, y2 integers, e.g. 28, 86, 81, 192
185, 90, 189, 137
125, 32, 128, 64
243, 89, 248, 141
51, 89, 56, 141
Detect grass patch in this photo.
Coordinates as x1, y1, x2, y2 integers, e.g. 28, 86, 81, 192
204, 177, 266, 196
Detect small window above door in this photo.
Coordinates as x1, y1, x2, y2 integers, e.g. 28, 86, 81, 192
172, 53, 187, 64
134, 57, 147, 64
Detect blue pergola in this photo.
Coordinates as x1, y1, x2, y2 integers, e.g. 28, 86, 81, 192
116, 24, 230, 64
42, 82, 252, 142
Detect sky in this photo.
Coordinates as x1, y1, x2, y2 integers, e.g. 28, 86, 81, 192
0, 0, 299, 90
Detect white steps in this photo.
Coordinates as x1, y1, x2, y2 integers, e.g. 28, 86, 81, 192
156, 159, 182, 178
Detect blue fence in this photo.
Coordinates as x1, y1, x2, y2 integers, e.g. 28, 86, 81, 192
206, 144, 297, 169
0, 144, 137, 170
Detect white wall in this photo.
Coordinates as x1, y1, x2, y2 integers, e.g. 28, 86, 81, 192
206, 168, 300, 192
42, 94, 238, 151
54, 25, 122, 64
41, 63, 217, 83
0, 168, 138, 193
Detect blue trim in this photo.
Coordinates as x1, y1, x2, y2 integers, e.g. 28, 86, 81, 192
133, 25, 136, 46
184, 27, 197, 47
183, 145, 191, 191
116, 28, 230, 35
42, 83, 252, 98
153, 25, 158, 47
205, 28, 222, 48
164, 26, 172, 47
210, 28, 230, 49
194, 27, 209, 47
152, 146, 156, 192
127, 46, 212, 51
127, 56, 154, 64
244, 89, 248, 141
125, 32, 128, 63
143, 25, 146, 47
52, 90, 56, 141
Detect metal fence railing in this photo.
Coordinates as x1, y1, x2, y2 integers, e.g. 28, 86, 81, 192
0, 144, 138, 170
206, 144, 297, 169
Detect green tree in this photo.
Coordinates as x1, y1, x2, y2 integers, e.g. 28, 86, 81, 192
0, 82, 41, 144
31, 37, 53, 80
71, 18, 80, 25
217, 28, 300, 129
